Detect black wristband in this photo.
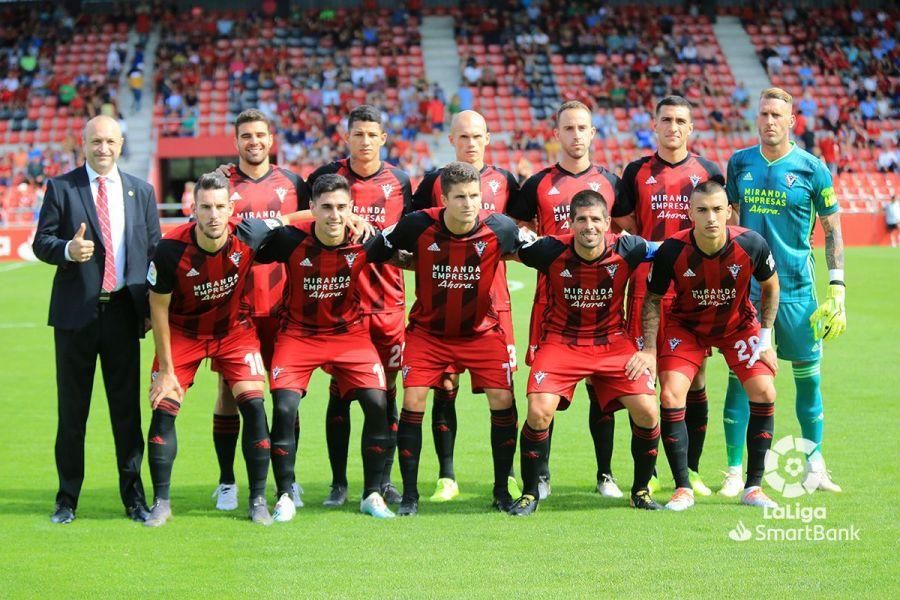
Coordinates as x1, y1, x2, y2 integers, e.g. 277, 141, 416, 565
829, 280, 845, 287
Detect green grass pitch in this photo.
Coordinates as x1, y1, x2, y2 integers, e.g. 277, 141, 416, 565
0, 248, 897, 597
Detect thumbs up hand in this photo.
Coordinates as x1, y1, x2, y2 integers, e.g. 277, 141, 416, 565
70, 222, 95, 262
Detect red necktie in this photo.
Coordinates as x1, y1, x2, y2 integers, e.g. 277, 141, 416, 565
96, 176, 118, 292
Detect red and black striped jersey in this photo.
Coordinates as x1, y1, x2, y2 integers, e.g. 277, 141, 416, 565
229, 165, 310, 317
647, 226, 776, 339
411, 164, 520, 312
255, 221, 370, 335
148, 217, 281, 340
308, 159, 412, 314
508, 163, 621, 235
519, 233, 652, 345
367, 207, 526, 338
614, 153, 724, 297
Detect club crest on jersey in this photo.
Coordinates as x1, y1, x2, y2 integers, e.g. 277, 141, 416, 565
229, 251, 243, 267
487, 179, 500, 194
344, 252, 358, 267
645, 175, 657, 185
668, 337, 682, 351
147, 261, 158, 285
381, 183, 394, 199
689, 174, 701, 188
605, 264, 618, 278
473, 240, 488, 257
186, 267, 200, 277
766, 252, 775, 271
727, 263, 742, 278
785, 173, 798, 188
589, 182, 600, 192
401, 365, 411, 381
299, 257, 313, 267
636, 336, 645, 350
560, 268, 573, 278
271, 366, 283, 380
274, 187, 288, 202
534, 371, 547, 384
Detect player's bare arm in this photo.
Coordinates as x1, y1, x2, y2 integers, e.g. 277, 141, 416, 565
821, 212, 845, 271
148, 291, 182, 408
749, 273, 780, 372
626, 291, 662, 380
613, 213, 637, 233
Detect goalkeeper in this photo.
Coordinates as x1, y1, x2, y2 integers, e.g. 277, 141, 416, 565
720, 88, 846, 495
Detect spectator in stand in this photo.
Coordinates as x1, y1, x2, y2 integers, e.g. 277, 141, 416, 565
818, 131, 839, 175
795, 110, 815, 152
585, 63, 603, 86
462, 57, 482, 87
798, 64, 815, 89
885, 196, 900, 248
766, 52, 783, 76
128, 68, 143, 113
180, 181, 195, 216
107, 44, 122, 79
878, 144, 897, 173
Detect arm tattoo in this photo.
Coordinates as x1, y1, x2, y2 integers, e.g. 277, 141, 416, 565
821, 213, 845, 270
641, 293, 663, 350
758, 283, 779, 329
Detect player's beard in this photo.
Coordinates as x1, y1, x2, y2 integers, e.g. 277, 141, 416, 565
563, 144, 587, 161
198, 221, 226, 240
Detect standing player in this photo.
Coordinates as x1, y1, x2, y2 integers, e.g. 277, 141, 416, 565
628, 181, 780, 511
366, 162, 529, 516
255, 174, 396, 521
307, 105, 412, 507
144, 172, 285, 527
509, 190, 663, 516
411, 110, 521, 503
612, 95, 725, 496
721, 88, 845, 495
506, 100, 622, 499
210, 109, 310, 512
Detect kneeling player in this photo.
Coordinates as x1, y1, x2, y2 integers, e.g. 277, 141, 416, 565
510, 190, 663, 515
145, 172, 284, 527
256, 174, 395, 520
366, 162, 529, 516
628, 181, 780, 511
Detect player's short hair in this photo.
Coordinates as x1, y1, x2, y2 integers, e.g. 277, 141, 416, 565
195, 171, 230, 198
690, 180, 727, 203
759, 87, 793, 105
655, 95, 693, 116
569, 189, 609, 219
440, 161, 480, 195
233, 109, 270, 136
555, 100, 591, 124
311, 173, 351, 202
347, 104, 384, 131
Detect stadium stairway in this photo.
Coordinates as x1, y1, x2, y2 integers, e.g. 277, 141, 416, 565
117, 26, 161, 181
420, 15, 460, 166
713, 16, 771, 98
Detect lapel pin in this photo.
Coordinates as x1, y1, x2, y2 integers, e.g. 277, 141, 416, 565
128, 190, 134, 197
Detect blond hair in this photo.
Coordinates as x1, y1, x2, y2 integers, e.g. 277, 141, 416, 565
759, 87, 793, 104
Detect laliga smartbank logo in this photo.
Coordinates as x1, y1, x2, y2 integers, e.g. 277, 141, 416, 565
728, 436, 860, 543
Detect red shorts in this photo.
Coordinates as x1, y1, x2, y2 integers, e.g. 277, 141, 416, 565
658, 323, 775, 384
527, 335, 655, 413
526, 300, 547, 366
252, 315, 279, 370
152, 322, 265, 391
269, 327, 387, 397
437, 310, 517, 391
402, 326, 513, 390
627, 295, 711, 359
361, 310, 405, 375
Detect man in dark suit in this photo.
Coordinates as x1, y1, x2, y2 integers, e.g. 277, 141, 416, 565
33, 115, 161, 524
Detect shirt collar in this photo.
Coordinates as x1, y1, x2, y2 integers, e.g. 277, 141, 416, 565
85, 162, 121, 185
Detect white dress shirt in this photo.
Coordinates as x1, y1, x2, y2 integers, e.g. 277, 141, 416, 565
66, 163, 126, 291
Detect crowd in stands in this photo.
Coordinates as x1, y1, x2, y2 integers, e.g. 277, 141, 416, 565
0, 144, 81, 226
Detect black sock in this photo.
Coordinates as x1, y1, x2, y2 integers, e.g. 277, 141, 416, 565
212, 413, 239, 485
148, 399, 180, 501
540, 417, 555, 480
270, 390, 301, 497
325, 379, 350, 487
431, 386, 458, 480
520, 423, 550, 498
589, 397, 616, 479
490, 407, 518, 498
661, 407, 690, 489
235, 391, 270, 501
630, 419, 661, 494
746, 401, 775, 488
381, 386, 398, 487
294, 413, 300, 447
397, 409, 424, 501
508, 398, 518, 478
358, 389, 390, 498
686, 387, 709, 472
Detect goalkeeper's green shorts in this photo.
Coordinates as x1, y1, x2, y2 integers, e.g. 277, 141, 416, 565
751, 296, 822, 363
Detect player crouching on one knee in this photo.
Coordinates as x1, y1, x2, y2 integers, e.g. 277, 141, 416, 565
628, 181, 780, 512
509, 189, 664, 516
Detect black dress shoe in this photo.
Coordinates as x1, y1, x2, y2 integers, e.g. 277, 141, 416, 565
51, 503, 75, 524
125, 503, 151, 522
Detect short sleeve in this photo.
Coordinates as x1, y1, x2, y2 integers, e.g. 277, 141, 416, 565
489, 213, 529, 255
148, 240, 181, 294
394, 168, 415, 215
725, 155, 740, 206
811, 158, 838, 217
411, 170, 440, 212
612, 160, 641, 217
254, 225, 298, 264
506, 171, 543, 221
235, 217, 282, 252
614, 233, 651, 269
737, 231, 777, 282
696, 155, 726, 186
366, 211, 430, 262
517, 236, 565, 273
646, 239, 680, 296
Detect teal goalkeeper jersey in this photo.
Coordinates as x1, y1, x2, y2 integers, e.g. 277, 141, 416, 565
726, 142, 838, 303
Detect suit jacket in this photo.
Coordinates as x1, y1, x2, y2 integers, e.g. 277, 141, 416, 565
33, 165, 161, 334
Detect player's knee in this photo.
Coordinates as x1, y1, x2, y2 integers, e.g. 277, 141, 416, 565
155, 397, 181, 417
272, 389, 301, 422
659, 388, 685, 409
746, 380, 776, 405
628, 396, 658, 428
357, 388, 388, 415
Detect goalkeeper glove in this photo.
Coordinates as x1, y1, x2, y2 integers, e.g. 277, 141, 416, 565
810, 283, 846, 341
